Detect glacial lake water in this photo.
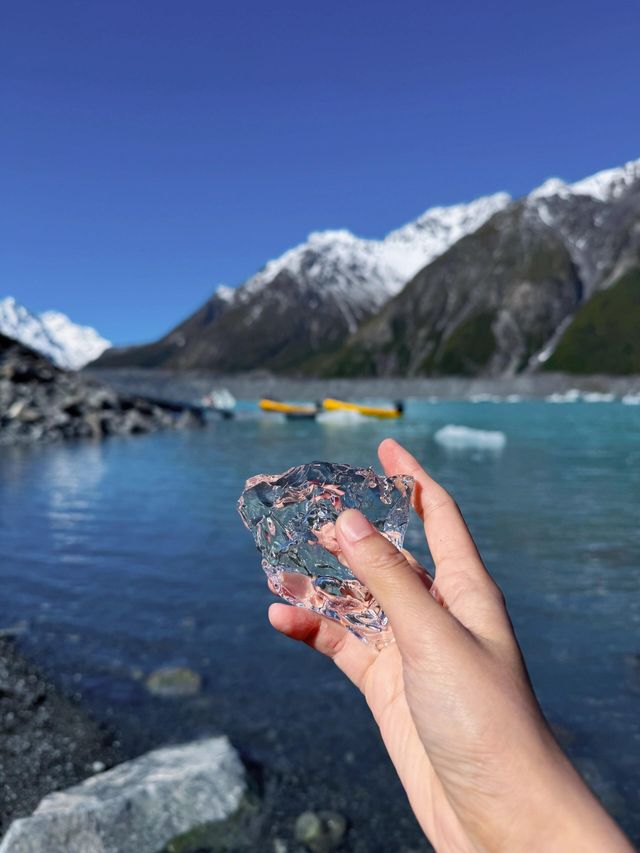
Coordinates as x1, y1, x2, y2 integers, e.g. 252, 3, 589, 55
1, 400, 639, 848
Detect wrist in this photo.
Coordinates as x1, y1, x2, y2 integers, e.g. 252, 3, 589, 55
494, 729, 632, 853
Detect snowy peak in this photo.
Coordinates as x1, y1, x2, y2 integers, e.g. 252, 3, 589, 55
234, 191, 512, 310
529, 158, 640, 203
0, 297, 110, 370
214, 285, 235, 303
382, 192, 512, 283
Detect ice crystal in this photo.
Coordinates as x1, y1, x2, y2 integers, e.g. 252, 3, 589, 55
238, 462, 413, 647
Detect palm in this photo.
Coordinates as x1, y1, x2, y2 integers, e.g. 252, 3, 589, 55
359, 641, 474, 852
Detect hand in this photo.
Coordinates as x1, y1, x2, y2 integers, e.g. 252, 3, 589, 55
269, 439, 632, 852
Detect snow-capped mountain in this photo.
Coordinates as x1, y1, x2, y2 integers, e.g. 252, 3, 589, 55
526, 157, 640, 303
529, 157, 640, 203
0, 297, 110, 370
233, 192, 511, 320
327, 158, 640, 378
97, 193, 511, 371
95, 155, 640, 376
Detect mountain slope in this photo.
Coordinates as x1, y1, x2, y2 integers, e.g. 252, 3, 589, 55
324, 159, 640, 377
322, 202, 583, 377
94, 193, 511, 371
0, 297, 110, 370
543, 267, 640, 374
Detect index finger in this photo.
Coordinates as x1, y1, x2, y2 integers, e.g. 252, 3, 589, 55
378, 438, 487, 579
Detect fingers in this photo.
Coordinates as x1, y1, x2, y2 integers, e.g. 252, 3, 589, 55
378, 438, 490, 582
378, 438, 513, 642
335, 509, 456, 650
268, 603, 376, 690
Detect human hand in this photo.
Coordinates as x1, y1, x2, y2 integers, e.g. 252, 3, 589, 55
269, 439, 632, 852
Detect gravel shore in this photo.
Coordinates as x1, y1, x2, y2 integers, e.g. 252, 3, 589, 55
0, 638, 121, 836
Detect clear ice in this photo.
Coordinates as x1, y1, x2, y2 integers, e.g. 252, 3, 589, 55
238, 462, 413, 648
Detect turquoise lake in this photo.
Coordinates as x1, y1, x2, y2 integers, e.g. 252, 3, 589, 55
1, 400, 639, 848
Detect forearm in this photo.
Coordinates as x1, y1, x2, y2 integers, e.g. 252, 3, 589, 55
486, 733, 633, 853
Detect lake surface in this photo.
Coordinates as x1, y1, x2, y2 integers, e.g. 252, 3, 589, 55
1, 400, 639, 848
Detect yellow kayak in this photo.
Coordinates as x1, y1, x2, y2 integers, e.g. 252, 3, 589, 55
260, 398, 318, 416
322, 398, 404, 419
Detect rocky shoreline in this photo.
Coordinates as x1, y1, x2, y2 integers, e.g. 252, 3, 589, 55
0, 639, 369, 853
0, 334, 204, 447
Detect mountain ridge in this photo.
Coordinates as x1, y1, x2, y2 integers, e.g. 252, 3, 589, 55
94, 193, 511, 371
94, 156, 640, 376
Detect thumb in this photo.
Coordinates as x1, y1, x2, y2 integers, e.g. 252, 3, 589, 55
335, 509, 452, 651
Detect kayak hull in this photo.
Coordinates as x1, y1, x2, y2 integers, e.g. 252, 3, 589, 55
322, 398, 402, 419
260, 399, 318, 416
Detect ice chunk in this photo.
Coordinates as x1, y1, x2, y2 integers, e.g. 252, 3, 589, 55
545, 389, 581, 403
581, 392, 615, 403
238, 462, 413, 647
434, 424, 506, 451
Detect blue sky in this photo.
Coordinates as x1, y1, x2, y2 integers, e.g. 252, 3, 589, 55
2, 0, 639, 345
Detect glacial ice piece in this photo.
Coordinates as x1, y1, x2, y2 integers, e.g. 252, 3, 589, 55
238, 462, 413, 648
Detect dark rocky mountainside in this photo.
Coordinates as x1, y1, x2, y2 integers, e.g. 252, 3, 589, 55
544, 267, 640, 374
324, 178, 640, 377
323, 203, 582, 377
0, 333, 203, 445
95, 287, 232, 370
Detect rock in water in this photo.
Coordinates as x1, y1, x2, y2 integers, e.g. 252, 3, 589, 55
144, 666, 202, 697
294, 810, 348, 852
238, 462, 413, 648
0, 737, 246, 853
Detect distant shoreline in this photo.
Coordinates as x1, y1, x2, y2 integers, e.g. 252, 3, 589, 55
87, 368, 640, 403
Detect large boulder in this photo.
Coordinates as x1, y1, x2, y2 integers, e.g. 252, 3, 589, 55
0, 737, 246, 853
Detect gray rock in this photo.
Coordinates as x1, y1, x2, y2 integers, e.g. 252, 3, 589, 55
0, 737, 246, 853
0, 333, 204, 446
144, 667, 202, 698
294, 810, 347, 852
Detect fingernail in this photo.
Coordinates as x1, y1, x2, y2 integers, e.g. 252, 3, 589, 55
339, 509, 374, 543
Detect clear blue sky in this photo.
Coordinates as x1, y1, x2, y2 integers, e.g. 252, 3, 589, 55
2, 0, 639, 345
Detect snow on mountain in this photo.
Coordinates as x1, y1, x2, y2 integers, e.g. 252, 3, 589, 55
214, 284, 235, 303
382, 193, 513, 283
529, 157, 640, 203
233, 192, 512, 319
0, 297, 110, 369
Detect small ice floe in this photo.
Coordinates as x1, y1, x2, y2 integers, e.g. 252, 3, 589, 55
434, 424, 506, 452
546, 389, 581, 403
581, 392, 615, 403
316, 409, 368, 426
505, 394, 522, 403
469, 393, 503, 403
621, 393, 640, 406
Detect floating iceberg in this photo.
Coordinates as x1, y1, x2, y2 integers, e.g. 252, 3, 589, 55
581, 392, 615, 403
622, 393, 640, 406
545, 389, 581, 403
316, 409, 368, 426
434, 424, 507, 451
469, 393, 503, 403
